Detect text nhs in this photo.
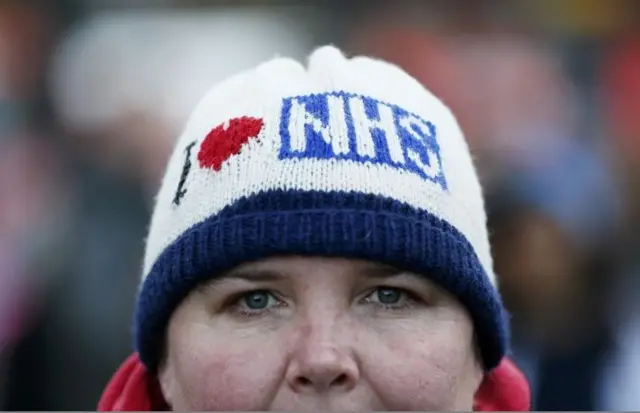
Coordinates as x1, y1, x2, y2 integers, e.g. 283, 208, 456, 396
279, 92, 447, 190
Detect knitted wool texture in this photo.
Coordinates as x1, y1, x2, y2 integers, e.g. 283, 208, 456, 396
134, 45, 509, 373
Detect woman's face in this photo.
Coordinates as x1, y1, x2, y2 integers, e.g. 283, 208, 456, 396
159, 256, 483, 411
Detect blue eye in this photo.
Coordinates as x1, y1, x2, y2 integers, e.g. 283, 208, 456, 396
375, 287, 403, 304
362, 287, 418, 311
241, 291, 274, 310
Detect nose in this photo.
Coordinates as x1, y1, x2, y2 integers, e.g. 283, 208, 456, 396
286, 345, 359, 394
285, 326, 359, 395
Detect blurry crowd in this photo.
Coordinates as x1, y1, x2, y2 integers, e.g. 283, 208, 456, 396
0, 0, 638, 410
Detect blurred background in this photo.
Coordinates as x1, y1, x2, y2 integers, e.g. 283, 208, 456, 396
0, 0, 638, 410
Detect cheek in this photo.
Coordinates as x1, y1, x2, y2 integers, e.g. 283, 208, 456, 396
167, 324, 287, 410
361, 318, 477, 410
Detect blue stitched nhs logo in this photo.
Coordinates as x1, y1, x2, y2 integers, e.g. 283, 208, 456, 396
279, 91, 448, 190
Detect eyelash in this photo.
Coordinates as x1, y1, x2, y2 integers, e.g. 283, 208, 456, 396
225, 287, 419, 318
361, 287, 419, 311
226, 290, 287, 318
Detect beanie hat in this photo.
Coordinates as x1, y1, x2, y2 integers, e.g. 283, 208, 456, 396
134, 45, 509, 373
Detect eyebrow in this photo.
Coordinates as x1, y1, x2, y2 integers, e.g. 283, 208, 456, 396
357, 263, 402, 279
196, 268, 285, 294
196, 262, 404, 293
223, 268, 286, 282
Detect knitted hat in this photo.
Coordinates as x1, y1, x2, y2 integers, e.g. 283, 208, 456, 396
134, 45, 508, 373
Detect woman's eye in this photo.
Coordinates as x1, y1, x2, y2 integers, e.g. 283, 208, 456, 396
235, 290, 283, 312
375, 287, 403, 304
365, 287, 410, 306
223, 290, 287, 319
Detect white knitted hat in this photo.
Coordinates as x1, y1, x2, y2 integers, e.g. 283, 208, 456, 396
135, 45, 508, 373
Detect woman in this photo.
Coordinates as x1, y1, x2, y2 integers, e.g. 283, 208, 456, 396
98, 45, 529, 411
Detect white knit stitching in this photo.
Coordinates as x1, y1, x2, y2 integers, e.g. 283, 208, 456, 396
142, 45, 495, 288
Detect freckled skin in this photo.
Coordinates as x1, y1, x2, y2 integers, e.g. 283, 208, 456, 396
159, 257, 483, 411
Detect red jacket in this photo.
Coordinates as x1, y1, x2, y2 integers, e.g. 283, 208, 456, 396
97, 353, 531, 411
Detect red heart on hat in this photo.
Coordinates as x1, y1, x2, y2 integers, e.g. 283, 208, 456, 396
198, 116, 264, 171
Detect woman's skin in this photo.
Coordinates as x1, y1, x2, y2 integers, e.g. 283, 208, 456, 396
159, 256, 483, 411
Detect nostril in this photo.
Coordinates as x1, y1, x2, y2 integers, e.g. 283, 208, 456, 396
295, 373, 349, 389
331, 373, 348, 387
296, 376, 312, 387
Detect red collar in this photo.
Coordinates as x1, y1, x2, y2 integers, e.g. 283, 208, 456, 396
98, 353, 530, 411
